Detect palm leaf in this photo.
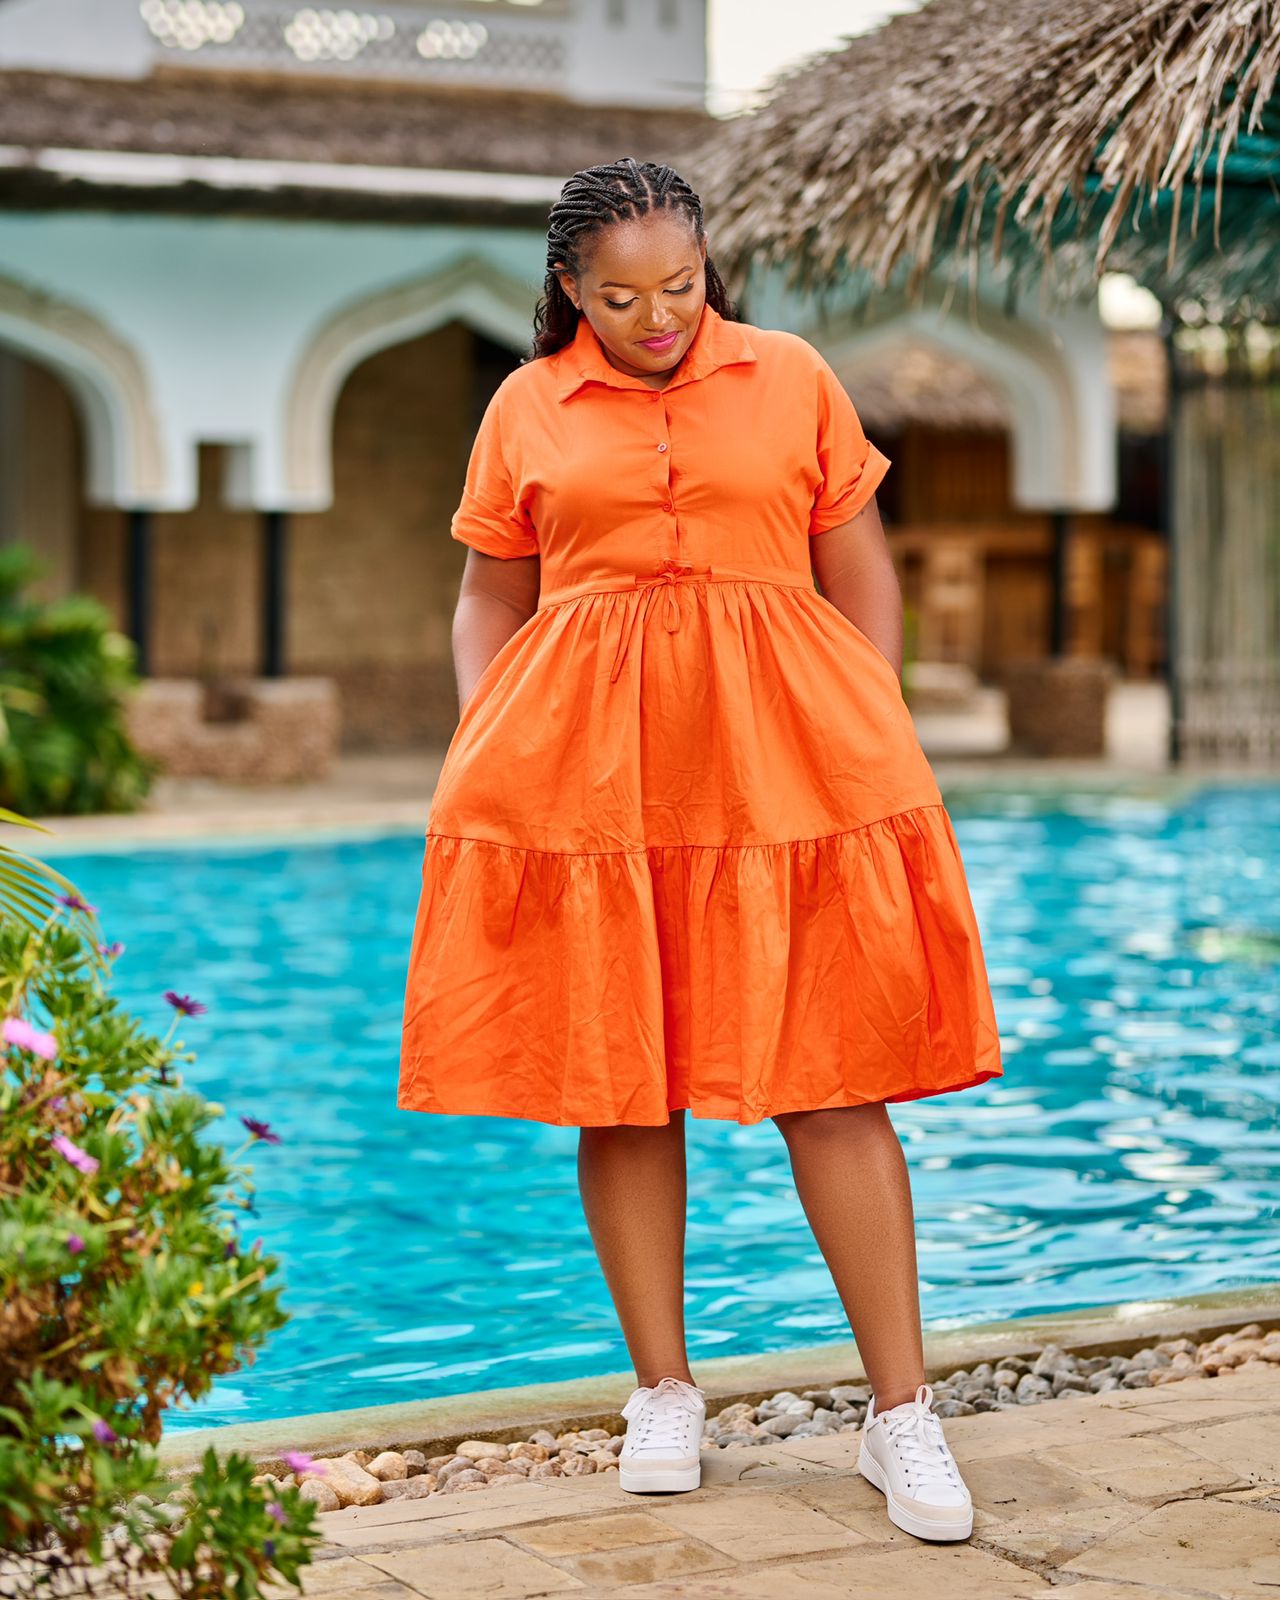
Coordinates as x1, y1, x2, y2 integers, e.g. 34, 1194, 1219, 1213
0, 812, 102, 934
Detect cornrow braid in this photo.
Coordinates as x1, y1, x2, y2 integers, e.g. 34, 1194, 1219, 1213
526, 156, 740, 362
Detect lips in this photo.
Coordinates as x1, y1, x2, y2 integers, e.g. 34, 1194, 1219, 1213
640, 332, 680, 351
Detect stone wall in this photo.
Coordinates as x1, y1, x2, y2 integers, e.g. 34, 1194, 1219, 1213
125, 676, 341, 783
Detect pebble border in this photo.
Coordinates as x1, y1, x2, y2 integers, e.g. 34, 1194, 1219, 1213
233, 1320, 1280, 1514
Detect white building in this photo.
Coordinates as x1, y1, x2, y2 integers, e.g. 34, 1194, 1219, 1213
0, 0, 1120, 755
0, 0, 710, 745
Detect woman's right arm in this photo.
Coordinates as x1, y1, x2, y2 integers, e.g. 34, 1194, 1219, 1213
452, 548, 541, 712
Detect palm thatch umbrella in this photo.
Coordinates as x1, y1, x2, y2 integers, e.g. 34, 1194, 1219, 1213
694, 0, 1280, 765
697, 0, 1280, 320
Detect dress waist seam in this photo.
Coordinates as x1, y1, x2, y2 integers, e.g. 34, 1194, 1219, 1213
535, 571, 817, 612
425, 803, 946, 859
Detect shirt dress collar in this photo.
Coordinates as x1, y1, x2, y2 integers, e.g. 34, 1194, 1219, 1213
554, 303, 757, 402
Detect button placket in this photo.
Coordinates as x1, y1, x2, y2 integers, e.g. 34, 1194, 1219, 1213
650, 391, 677, 549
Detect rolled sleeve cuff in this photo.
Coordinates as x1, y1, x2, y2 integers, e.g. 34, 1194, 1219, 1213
450, 491, 539, 559
808, 443, 891, 536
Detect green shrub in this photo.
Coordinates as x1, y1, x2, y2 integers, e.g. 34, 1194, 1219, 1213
0, 844, 322, 1597
0, 544, 158, 818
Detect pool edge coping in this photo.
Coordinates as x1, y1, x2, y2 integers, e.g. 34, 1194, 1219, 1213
155, 1281, 1280, 1473
21, 763, 1280, 855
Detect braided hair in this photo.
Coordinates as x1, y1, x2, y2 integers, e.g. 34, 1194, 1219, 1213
527, 157, 740, 362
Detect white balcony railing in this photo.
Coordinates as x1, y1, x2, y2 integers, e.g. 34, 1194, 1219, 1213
139, 0, 571, 91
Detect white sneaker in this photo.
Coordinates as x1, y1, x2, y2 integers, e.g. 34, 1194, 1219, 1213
617, 1376, 705, 1493
857, 1382, 973, 1541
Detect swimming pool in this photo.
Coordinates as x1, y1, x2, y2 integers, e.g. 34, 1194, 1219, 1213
45, 781, 1280, 1430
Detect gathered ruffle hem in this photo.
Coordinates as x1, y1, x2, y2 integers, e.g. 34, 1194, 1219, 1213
398, 803, 1003, 1127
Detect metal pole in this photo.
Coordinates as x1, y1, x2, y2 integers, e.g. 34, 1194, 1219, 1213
262, 509, 287, 678
1048, 509, 1071, 657
126, 508, 151, 677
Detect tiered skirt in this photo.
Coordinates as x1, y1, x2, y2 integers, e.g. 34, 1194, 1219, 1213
398, 574, 1003, 1127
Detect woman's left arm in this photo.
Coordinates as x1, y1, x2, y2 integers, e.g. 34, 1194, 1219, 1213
809, 493, 903, 678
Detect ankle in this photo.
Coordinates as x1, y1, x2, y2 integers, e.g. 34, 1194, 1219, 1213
636, 1368, 696, 1389
874, 1383, 927, 1412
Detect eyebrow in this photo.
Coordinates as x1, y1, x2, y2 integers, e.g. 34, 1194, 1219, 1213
597, 264, 696, 290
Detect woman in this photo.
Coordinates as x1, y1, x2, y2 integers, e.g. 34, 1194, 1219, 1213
398, 158, 1003, 1544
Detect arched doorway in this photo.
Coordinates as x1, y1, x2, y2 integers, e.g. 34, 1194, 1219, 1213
0, 343, 85, 601
832, 334, 1166, 683
288, 316, 523, 746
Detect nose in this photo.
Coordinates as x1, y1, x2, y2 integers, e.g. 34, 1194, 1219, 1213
642, 299, 676, 331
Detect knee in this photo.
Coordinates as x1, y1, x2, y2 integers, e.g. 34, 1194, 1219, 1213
579, 1110, 684, 1148
773, 1102, 888, 1146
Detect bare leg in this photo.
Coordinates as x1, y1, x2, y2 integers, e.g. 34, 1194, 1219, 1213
577, 1112, 693, 1388
775, 1103, 927, 1411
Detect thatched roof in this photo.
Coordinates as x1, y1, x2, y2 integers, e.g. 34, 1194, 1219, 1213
0, 67, 711, 221
841, 329, 1167, 435
695, 0, 1280, 318
839, 344, 1010, 434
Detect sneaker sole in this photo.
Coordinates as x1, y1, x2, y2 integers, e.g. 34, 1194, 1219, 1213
857, 1447, 973, 1541
618, 1461, 701, 1494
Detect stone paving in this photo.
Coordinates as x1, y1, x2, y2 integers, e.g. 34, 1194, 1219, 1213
262, 1361, 1280, 1599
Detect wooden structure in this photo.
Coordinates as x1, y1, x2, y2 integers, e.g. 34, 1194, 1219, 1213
844, 336, 1168, 683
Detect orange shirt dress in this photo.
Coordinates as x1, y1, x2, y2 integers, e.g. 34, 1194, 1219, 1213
397, 304, 1004, 1128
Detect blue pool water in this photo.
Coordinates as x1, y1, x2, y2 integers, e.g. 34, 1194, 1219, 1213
43, 781, 1280, 1432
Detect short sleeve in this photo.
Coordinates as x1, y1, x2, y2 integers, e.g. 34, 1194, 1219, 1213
450, 389, 539, 559
808, 357, 891, 535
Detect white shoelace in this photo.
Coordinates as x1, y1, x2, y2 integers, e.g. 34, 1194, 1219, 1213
879, 1390, 964, 1492
621, 1377, 705, 1452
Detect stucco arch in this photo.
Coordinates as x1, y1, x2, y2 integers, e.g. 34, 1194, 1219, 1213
281, 255, 537, 510
800, 293, 1115, 512
0, 272, 168, 506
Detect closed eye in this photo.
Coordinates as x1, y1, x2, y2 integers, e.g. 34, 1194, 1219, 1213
604, 281, 694, 310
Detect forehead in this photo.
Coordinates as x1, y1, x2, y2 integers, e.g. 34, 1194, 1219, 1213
582, 213, 700, 285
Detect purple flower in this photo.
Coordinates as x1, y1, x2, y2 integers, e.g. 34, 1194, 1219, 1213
67, 1234, 86, 1255
3, 1016, 58, 1061
49, 1095, 68, 1112
264, 1539, 276, 1560
224, 1235, 238, 1258
51, 1133, 99, 1176
91, 1419, 118, 1446
265, 1500, 286, 1525
97, 940, 126, 959
163, 991, 207, 1017
240, 1116, 280, 1145
56, 892, 98, 915
282, 1451, 323, 1476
